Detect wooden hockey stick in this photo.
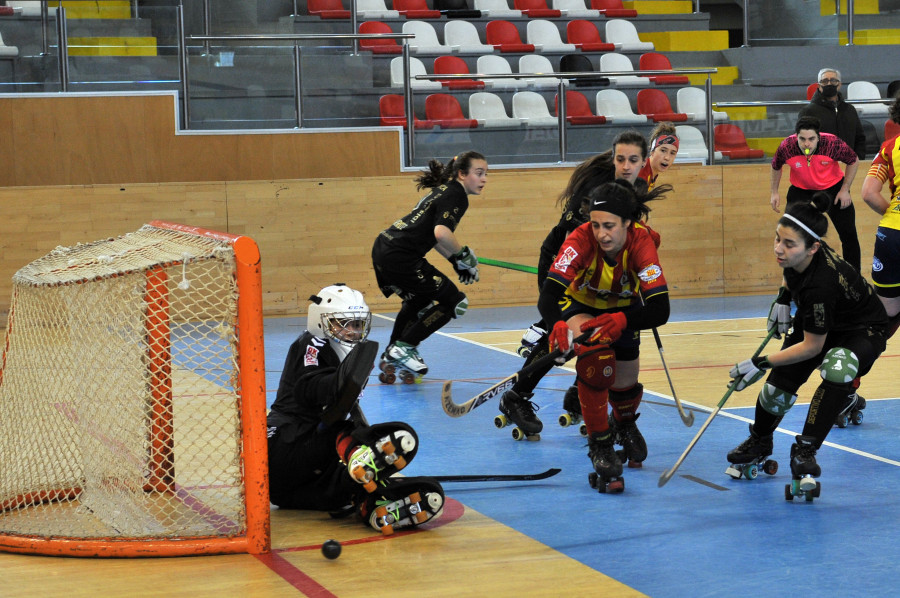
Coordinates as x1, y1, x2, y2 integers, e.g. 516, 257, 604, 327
433, 467, 561, 483
658, 330, 775, 488
441, 331, 591, 418
650, 325, 693, 427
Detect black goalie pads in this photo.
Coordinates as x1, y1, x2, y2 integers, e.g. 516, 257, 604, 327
321, 340, 379, 426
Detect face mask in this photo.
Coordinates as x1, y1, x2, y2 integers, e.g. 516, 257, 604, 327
822, 84, 839, 98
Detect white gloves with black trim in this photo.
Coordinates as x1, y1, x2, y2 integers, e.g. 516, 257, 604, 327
449, 246, 479, 285
729, 356, 771, 391
767, 287, 792, 339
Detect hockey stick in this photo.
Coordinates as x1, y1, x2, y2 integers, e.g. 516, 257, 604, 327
479, 257, 539, 275
657, 329, 775, 488
433, 467, 561, 483
441, 330, 592, 417
650, 326, 693, 427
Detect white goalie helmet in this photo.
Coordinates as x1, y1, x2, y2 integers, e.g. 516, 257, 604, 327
307, 284, 371, 356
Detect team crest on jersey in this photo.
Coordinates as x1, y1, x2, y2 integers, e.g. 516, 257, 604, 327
638, 264, 662, 283
304, 345, 320, 367
554, 246, 579, 271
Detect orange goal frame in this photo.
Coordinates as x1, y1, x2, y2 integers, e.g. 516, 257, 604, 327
0, 221, 270, 557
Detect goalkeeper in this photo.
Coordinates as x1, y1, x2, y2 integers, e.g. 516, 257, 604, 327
371, 151, 488, 381
267, 284, 444, 534
726, 193, 887, 488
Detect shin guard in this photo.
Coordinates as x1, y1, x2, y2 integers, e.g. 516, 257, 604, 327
609, 383, 643, 422
575, 345, 616, 436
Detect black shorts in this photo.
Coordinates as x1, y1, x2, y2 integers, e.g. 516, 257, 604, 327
372, 239, 455, 303
767, 326, 886, 393
872, 226, 900, 298
560, 297, 641, 361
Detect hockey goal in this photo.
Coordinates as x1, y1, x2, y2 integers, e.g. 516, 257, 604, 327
0, 221, 269, 557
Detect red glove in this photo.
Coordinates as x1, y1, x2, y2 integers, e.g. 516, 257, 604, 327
548, 320, 574, 360
580, 312, 627, 345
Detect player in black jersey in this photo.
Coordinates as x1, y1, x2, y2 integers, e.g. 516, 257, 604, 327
726, 193, 888, 499
372, 151, 488, 382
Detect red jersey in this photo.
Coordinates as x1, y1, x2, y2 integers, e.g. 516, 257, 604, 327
867, 134, 900, 231
638, 162, 658, 190
547, 221, 668, 310
771, 132, 857, 191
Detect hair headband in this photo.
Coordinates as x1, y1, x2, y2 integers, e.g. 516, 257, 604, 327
651, 134, 679, 152
782, 213, 821, 241
590, 194, 632, 220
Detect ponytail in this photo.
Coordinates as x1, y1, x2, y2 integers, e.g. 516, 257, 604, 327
415, 150, 486, 191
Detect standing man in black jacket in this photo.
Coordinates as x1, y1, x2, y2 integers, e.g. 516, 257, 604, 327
799, 67, 867, 160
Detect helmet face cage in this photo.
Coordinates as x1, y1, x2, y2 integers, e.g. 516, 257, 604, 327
321, 311, 371, 347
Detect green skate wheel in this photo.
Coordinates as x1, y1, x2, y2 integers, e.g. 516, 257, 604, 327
744, 464, 758, 480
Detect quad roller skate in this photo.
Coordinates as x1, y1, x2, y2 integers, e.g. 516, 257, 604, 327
785, 435, 821, 502
557, 385, 587, 437
587, 431, 624, 493
517, 324, 546, 358
609, 413, 647, 468
360, 476, 445, 536
496, 389, 543, 441
347, 424, 418, 493
725, 424, 778, 480
378, 342, 427, 384
834, 392, 866, 428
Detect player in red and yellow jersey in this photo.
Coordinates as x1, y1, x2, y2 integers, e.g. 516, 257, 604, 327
861, 95, 900, 337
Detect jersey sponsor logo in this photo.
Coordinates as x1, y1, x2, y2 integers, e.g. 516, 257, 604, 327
554, 246, 578, 272
305, 345, 320, 367
813, 303, 826, 328
638, 264, 662, 283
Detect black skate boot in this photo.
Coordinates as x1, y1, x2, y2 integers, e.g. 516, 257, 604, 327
609, 413, 647, 468
587, 431, 624, 493
359, 476, 445, 536
834, 392, 866, 428
558, 384, 586, 436
345, 422, 419, 493
785, 435, 821, 502
496, 390, 543, 441
725, 424, 778, 480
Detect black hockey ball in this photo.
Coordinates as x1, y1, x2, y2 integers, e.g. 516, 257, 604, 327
321, 539, 342, 560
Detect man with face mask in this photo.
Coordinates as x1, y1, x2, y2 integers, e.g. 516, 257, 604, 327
798, 68, 866, 160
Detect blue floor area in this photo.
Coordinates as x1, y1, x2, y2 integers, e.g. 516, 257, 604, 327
264, 296, 900, 598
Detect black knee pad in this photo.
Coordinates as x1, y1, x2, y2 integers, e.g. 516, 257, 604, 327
609, 382, 643, 403
436, 289, 469, 319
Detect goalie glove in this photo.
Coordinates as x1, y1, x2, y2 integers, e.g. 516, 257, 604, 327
767, 287, 792, 339
729, 355, 771, 391
579, 311, 627, 345
449, 246, 479, 285
548, 320, 574, 364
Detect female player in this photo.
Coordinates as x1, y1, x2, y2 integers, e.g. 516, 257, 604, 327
638, 122, 679, 190
725, 193, 887, 499
542, 180, 671, 491
267, 284, 444, 534
518, 130, 651, 362
371, 151, 487, 383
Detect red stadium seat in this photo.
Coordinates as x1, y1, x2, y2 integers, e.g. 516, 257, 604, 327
590, 0, 637, 17
566, 20, 616, 52
806, 82, 818, 100
425, 93, 479, 128
394, 0, 442, 18
308, 0, 351, 18
636, 89, 688, 122
514, 0, 561, 18
359, 21, 402, 54
434, 56, 486, 89
554, 90, 607, 125
714, 124, 764, 159
379, 94, 435, 129
486, 20, 536, 53
639, 52, 690, 85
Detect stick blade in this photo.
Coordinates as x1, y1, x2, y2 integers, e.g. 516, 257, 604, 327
683, 411, 695, 427
440, 380, 465, 418
658, 469, 675, 487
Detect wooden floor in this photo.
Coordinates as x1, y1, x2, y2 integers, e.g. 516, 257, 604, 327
2, 302, 898, 597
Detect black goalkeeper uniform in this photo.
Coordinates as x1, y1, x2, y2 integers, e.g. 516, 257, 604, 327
267, 331, 360, 510
372, 179, 469, 300
768, 244, 887, 393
